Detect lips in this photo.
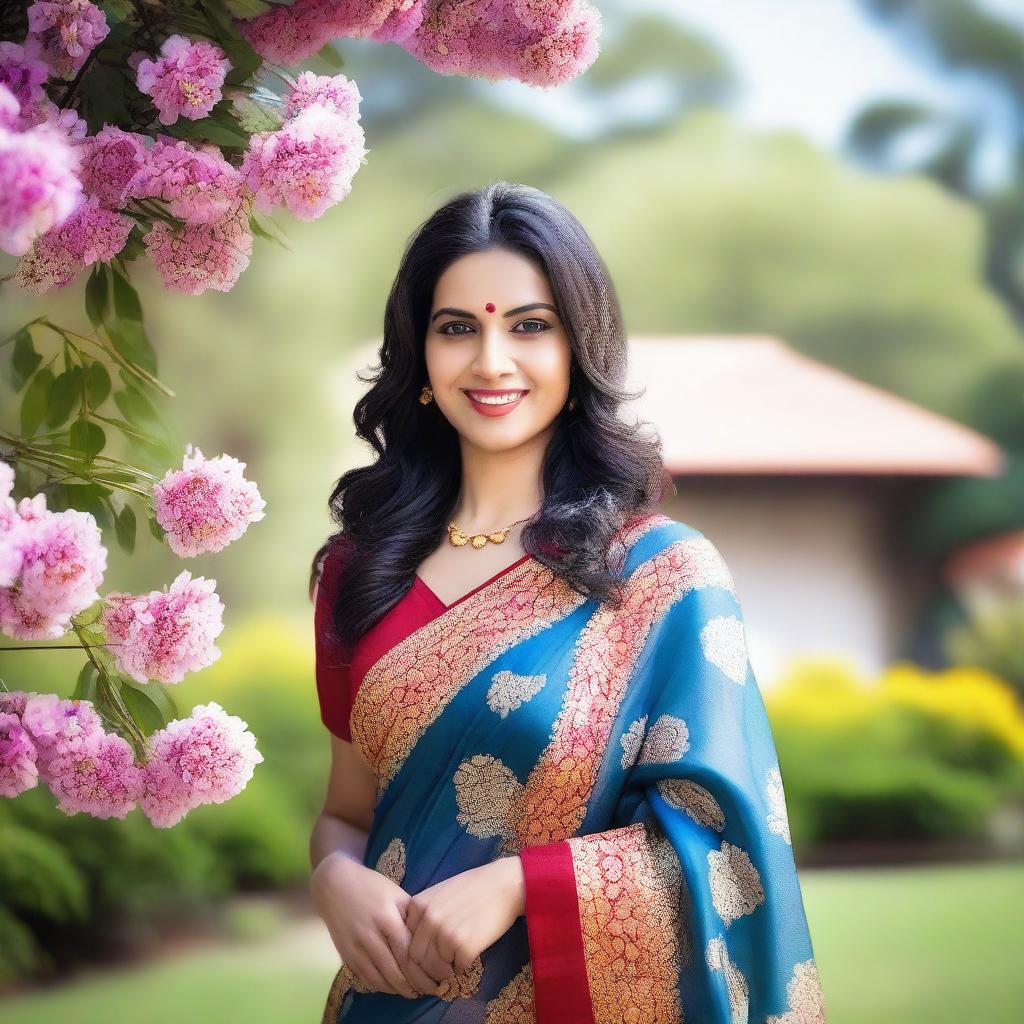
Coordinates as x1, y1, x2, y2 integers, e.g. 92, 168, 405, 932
462, 388, 529, 417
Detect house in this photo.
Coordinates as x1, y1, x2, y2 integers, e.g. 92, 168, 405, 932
620, 336, 1005, 685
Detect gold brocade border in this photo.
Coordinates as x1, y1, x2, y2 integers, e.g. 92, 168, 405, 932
350, 556, 588, 792
508, 533, 736, 850
569, 819, 691, 1024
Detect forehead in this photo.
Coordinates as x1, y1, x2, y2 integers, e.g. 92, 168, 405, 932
433, 249, 553, 305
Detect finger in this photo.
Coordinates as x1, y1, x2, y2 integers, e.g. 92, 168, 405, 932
421, 931, 458, 985
364, 933, 420, 999
382, 920, 439, 995
349, 943, 394, 995
407, 907, 434, 970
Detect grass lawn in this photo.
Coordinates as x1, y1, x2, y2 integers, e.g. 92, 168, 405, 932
1, 862, 1021, 1023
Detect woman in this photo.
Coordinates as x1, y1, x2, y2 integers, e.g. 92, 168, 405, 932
309, 181, 826, 1023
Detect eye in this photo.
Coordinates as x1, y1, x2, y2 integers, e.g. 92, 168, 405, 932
514, 318, 550, 334
439, 321, 475, 336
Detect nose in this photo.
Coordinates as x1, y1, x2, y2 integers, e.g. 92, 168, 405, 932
470, 321, 517, 380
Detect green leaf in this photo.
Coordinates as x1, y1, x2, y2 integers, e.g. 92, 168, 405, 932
10, 328, 42, 391
114, 501, 137, 555
85, 265, 110, 328
111, 266, 143, 322
147, 514, 166, 542
46, 367, 83, 428
70, 417, 106, 459
123, 677, 178, 727
120, 680, 170, 734
60, 482, 114, 529
317, 43, 344, 70
72, 662, 99, 703
21, 368, 54, 435
114, 384, 163, 433
87, 360, 111, 407
107, 317, 157, 375
248, 213, 294, 251
224, 0, 275, 18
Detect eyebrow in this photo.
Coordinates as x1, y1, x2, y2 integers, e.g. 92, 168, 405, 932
430, 302, 559, 323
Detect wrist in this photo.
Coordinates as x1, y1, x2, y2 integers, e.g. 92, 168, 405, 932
496, 854, 526, 917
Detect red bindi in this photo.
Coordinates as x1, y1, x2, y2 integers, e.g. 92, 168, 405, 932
485, 302, 496, 313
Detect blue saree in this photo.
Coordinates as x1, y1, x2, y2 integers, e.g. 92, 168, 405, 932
321, 512, 826, 1023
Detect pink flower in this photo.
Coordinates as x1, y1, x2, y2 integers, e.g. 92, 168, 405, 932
0, 496, 107, 640
0, 40, 50, 125
0, 690, 30, 718
0, 84, 20, 131
143, 202, 253, 295
153, 443, 266, 558
283, 71, 361, 121
20, 691, 104, 756
241, 102, 366, 221
140, 701, 262, 828
0, 116, 82, 257
101, 570, 225, 684
135, 35, 231, 126
0, 711, 38, 797
236, 0, 394, 64
129, 136, 244, 224
27, 0, 109, 79
14, 197, 134, 294
42, 727, 142, 819
78, 124, 147, 209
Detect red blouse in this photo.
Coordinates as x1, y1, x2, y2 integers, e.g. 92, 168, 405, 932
313, 541, 533, 742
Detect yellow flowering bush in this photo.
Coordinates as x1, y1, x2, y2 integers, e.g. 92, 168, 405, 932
764, 657, 1024, 848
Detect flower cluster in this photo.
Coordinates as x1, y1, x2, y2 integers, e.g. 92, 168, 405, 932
0, 461, 108, 640
152, 443, 266, 558
0, 691, 261, 826
135, 34, 232, 125
241, 81, 366, 221
236, 0, 602, 87
0, 79, 82, 256
100, 571, 225, 684
27, 0, 110, 79
3, 0, 600, 296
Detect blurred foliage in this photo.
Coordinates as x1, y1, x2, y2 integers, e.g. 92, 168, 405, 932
850, 0, 1024, 328
767, 657, 1024, 849
945, 597, 1024, 704
0, 615, 324, 984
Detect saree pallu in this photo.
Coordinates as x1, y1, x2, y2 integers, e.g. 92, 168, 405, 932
322, 513, 827, 1023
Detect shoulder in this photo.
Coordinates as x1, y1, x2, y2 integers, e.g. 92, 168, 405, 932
625, 514, 737, 596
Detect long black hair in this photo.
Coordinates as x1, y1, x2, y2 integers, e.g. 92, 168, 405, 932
310, 180, 672, 656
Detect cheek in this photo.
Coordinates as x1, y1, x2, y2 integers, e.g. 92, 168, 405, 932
527, 342, 572, 392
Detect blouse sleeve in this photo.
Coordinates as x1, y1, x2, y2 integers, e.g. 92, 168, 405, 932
517, 536, 827, 1024
313, 540, 355, 742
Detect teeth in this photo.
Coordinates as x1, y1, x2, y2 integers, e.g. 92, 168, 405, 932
469, 391, 525, 405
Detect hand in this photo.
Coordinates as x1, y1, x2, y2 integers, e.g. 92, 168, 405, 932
403, 856, 525, 986
310, 850, 425, 999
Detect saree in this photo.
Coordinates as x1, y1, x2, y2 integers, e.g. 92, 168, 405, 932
320, 512, 827, 1023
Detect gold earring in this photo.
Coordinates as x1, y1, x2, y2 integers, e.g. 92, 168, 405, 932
419, 384, 433, 405
567, 396, 577, 411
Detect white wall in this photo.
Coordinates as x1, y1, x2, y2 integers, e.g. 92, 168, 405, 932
665, 478, 930, 688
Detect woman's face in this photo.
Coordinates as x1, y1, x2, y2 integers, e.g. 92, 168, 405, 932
424, 247, 573, 452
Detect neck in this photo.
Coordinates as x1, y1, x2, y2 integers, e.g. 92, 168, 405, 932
453, 428, 550, 531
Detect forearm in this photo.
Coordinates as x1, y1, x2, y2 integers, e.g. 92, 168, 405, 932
309, 810, 370, 873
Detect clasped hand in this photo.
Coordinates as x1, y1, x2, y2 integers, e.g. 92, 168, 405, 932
312, 852, 524, 1000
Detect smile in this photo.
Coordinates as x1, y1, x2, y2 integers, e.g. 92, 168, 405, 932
462, 389, 529, 416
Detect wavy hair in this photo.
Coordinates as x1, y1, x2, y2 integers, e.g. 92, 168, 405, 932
310, 180, 672, 656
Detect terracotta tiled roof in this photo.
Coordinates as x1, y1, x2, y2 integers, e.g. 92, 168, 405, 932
621, 336, 1004, 476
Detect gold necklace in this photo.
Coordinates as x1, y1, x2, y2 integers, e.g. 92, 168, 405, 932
448, 515, 532, 549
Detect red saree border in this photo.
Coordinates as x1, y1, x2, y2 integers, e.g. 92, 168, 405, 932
519, 841, 596, 1024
